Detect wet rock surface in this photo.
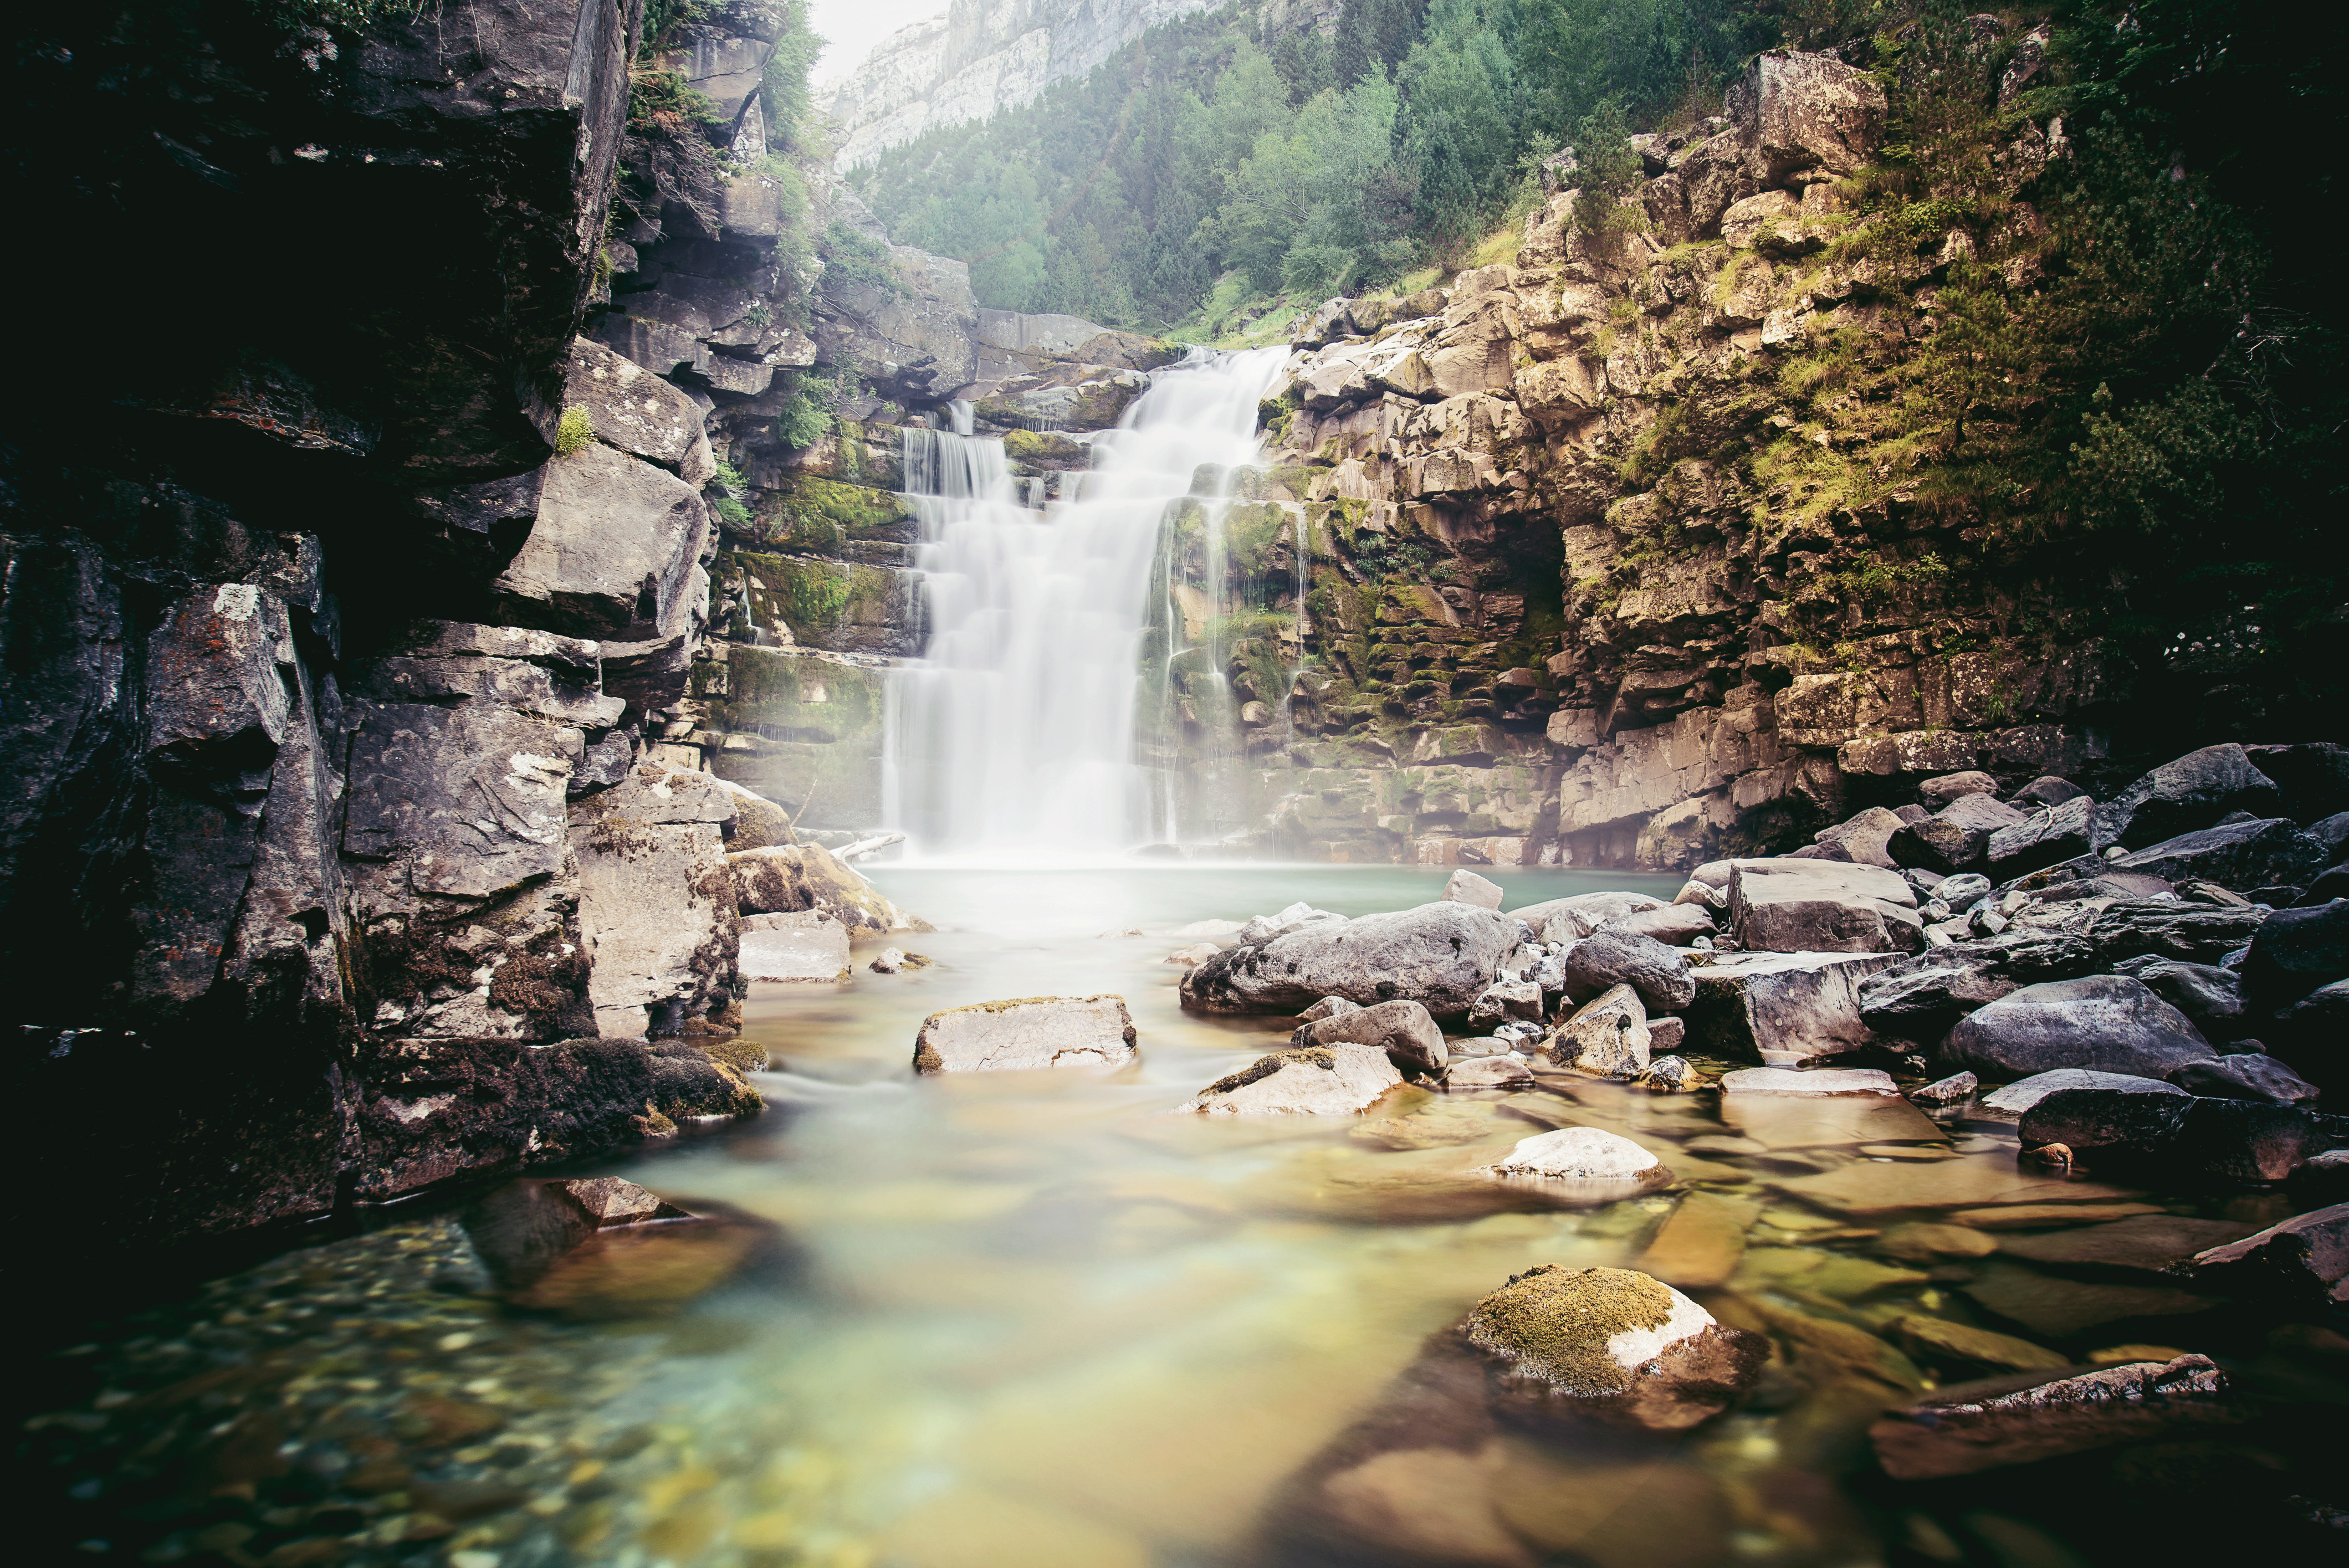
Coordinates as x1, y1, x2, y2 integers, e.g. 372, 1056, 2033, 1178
913, 995, 1139, 1073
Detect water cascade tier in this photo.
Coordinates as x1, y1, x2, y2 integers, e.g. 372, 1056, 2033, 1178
886, 348, 1288, 859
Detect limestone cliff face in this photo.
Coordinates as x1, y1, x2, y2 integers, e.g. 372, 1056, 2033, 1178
823, 0, 1224, 170
1216, 48, 2123, 870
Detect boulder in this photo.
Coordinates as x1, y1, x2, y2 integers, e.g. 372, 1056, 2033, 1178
2092, 744, 2283, 851
730, 842, 925, 935
1297, 995, 1361, 1023
1734, 49, 1890, 182
1444, 1054, 1536, 1089
1459, 1264, 1764, 1430
914, 996, 1138, 1073
1978, 1070, 2188, 1119
1464, 977, 1545, 1033
2185, 1202, 2348, 1305
1511, 889, 1665, 940
1604, 902, 1717, 945
736, 911, 849, 982
2168, 1054, 2321, 1106
1920, 771, 1998, 807
1180, 901, 1526, 1020
564, 335, 715, 484
1440, 867, 1504, 908
2308, 812, 2349, 863
567, 763, 740, 1037
1644, 1054, 1698, 1090
1647, 1014, 1686, 1054
1813, 804, 1908, 867
1857, 928, 2095, 1045
494, 443, 708, 640
2012, 776, 2089, 809
1718, 1066, 1899, 1095
1986, 796, 2096, 879
2086, 898, 2266, 967
1891, 792, 2030, 874
1296, 998, 1449, 1074
1942, 976, 2218, 1079
1727, 858, 1924, 954
1563, 926, 1697, 1012
2241, 900, 2348, 1010
1544, 984, 1652, 1079
1688, 950, 1898, 1063
1871, 1356, 2244, 1480
1176, 1042, 1403, 1115
2115, 957, 2247, 1038
2113, 818, 2326, 892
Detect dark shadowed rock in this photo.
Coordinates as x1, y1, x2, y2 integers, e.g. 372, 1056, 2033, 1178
2168, 1099, 2349, 1182
1728, 858, 1924, 954
1998, 1213, 2262, 1275
1946, 976, 2215, 1078
2169, 1054, 2321, 1106
2241, 900, 2349, 1010
2115, 957, 2247, 1038
2092, 744, 2284, 851
1460, 1265, 1765, 1431
1297, 997, 1449, 1074
2113, 818, 2326, 893
1859, 929, 2096, 1044
1181, 901, 1527, 1019
2185, 1202, 2348, 1305
2086, 899, 2268, 967
2240, 743, 2349, 823
1871, 1356, 2245, 1479
1564, 926, 1697, 1012
2012, 776, 2088, 809
1979, 1070, 2188, 1119
1987, 796, 2095, 878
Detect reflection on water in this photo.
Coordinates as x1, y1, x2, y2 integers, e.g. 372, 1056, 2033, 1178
24, 868, 2342, 1567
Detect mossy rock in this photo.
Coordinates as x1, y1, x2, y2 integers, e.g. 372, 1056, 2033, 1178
753, 474, 912, 555
1003, 428, 1089, 465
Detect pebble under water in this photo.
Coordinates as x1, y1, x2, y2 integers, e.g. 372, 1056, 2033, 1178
22, 867, 2349, 1568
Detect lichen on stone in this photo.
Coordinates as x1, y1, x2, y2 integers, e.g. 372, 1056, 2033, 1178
1460, 1264, 1679, 1396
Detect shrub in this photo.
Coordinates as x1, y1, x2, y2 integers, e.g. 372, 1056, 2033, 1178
554, 406, 593, 458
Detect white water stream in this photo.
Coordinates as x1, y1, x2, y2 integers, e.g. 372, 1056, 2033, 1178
883, 348, 1289, 859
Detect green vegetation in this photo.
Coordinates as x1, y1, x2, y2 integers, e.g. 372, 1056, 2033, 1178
553, 406, 593, 458
855, 0, 1764, 332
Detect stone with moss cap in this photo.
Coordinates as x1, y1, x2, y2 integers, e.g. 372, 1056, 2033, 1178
1176, 1042, 1403, 1115
1459, 1265, 1766, 1431
913, 995, 1137, 1074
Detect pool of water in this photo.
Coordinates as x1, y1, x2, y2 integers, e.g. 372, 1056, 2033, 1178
24, 867, 2342, 1568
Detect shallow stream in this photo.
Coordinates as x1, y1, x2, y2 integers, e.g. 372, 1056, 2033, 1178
24, 868, 2345, 1568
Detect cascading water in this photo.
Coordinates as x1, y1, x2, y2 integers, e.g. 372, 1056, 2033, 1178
884, 347, 1289, 859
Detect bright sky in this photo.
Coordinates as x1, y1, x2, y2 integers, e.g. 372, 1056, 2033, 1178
806, 0, 943, 86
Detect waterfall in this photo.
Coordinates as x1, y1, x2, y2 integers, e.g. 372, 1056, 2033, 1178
884, 347, 1289, 860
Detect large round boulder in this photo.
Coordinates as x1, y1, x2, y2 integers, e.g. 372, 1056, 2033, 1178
1458, 1265, 1765, 1431
1293, 997, 1447, 1074
1943, 975, 2219, 1079
1563, 926, 1696, 1012
1180, 901, 1527, 1020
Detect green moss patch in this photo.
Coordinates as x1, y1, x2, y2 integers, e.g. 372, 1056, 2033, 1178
1461, 1265, 1678, 1396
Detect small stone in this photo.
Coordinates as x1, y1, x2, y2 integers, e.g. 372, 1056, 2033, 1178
1296, 995, 1361, 1023
1643, 1054, 1698, 1091
870, 947, 907, 973
1161, 942, 1220, 968
556, 1177, 668, 1229
1910, 1070, 1978, 1106
1488, 1126, 1670, 1186
1646, 1015, 1686, 1054
1444, 1054, 1536, 1090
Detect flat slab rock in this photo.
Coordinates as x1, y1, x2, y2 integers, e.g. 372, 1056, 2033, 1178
1976, 1069, 2190, 1119
1177, 1041, 1401, 1115
914, 995, 1138, 1073
1871, 1355, 2245, 1479
2186, 1202, 2349, 1305
1998, 1213, 2264, 1275
1719, 1067, 1900, 1095
1961, 1258, 2214, 1337
738, 911, 851, 982
1686, 949, 1896, 1064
